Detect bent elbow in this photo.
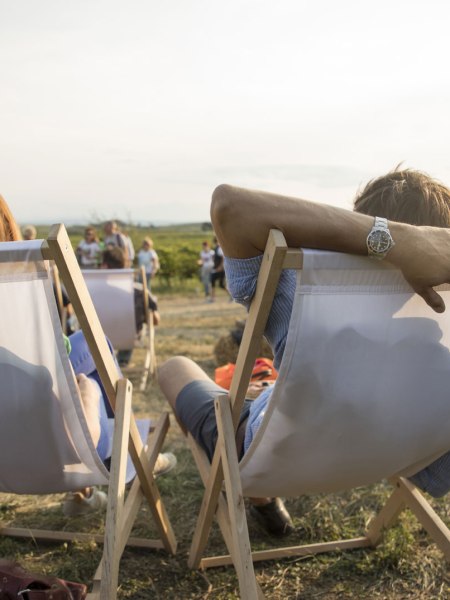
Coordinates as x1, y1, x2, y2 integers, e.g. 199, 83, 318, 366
211, 184, 235, 230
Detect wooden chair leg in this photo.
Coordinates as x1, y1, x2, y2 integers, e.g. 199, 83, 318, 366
97, 379, 133, 600
365, 482, 406, 546
188, 448, 224, 569
397, 477, 450, 560
215, 394, 261, 600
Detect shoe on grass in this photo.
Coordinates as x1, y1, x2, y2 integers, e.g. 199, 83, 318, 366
63, 486, 107, 517
153, 452, 177, 478
249, 497, 294, 537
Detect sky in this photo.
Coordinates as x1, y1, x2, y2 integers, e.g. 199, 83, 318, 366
2, 0, 450, 225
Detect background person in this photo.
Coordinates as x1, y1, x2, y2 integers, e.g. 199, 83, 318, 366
22, 224, 37, 240
76, 226, 102, 268
199, 240, 214, 301
137, 237, 159, 288
103, 220, 130, 267
210, 236, 227, 301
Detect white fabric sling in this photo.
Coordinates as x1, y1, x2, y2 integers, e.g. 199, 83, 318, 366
239, 249, 450, 498
82, 269, 137, 350
0, 241, 109, 493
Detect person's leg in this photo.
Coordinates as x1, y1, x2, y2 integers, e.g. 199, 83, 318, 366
210, 272, 217, 301
201, 270, 211, 298
76, 373, 101, 447
117, 348, 133, 367
158, 356, 213, 435
158, 356, 294, 536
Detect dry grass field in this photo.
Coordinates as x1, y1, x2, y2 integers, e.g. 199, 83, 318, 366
0, 289, 449, 599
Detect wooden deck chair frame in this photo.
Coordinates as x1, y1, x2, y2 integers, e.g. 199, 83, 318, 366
185, 229, 450, 600
121, 265, 157, 391
0, 224, 177, 600
52, 262, 68, 334
82, 265, 155, 392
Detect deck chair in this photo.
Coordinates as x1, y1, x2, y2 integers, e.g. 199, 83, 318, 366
82, 266, 156, 391
0, 225, 176, 600
186, 229, 450, 599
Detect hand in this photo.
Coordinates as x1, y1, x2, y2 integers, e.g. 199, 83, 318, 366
389, 225, 450, 313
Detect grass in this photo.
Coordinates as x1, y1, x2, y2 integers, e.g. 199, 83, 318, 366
1, 289, 449, 599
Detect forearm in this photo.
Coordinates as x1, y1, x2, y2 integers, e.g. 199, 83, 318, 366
211, 184, 450, 313
212, 184, 392, 258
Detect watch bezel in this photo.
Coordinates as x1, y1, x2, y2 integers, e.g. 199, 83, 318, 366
366, 218, 395, 259
367, 228, 393, 254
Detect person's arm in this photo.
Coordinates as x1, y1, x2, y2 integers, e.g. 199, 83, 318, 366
210, 184, 450, 313
151, 251, 159, 275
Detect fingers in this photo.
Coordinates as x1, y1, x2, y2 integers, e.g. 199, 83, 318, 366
418, 287, 446, 313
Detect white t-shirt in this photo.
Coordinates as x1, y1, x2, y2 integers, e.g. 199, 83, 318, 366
77, 240, 101, 267
138, 248, 158, 275
200, 249, 214, 273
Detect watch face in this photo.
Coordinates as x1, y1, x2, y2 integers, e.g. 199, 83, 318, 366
368, 229, 392, 253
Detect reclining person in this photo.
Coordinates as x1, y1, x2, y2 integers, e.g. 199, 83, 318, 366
159, 168, 450, 537
0, 195, 176, 516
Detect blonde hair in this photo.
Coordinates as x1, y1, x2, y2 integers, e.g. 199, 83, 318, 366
0, 195, 22, 242
22, 224, 37, 240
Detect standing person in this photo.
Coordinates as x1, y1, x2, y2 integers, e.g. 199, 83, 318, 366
137, 237, 159, 289
103, 220, 129, 267
76, 227, 102, 268
210, 236, 227, 301
122, 230, 136, 268
199, 240, 214, 301
22, 224, 37, 240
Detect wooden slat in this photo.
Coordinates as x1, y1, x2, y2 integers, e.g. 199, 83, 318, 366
44, 225, 177, 554
100, 378, 132, 600
365, 483, 405, 546
215, 395, 260, 599
397, 477, 450, 560
188, 230, 288, 570
200, 536, 372, 569
0, 527, 164, 549
282, 248, 303, 270
93, 412, 173, 584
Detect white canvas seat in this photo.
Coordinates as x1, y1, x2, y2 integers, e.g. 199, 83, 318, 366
186, 230, 450, 599
82, 268, 155, 390
0, 227, 176, 599
240, 248, 450, 498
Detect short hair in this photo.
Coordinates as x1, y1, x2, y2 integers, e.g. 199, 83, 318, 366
104, 220, 118, 232
22, 224, 37, 240
353, 167, 450, 227
102, 246, 125, 269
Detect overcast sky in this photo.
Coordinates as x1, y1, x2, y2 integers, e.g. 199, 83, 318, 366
2, 0, 450, 225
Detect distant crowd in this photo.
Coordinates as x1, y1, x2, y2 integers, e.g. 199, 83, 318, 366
23, 219, 230, 302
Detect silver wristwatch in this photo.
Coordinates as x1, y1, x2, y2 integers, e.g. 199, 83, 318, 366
366, 217, 395, 259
